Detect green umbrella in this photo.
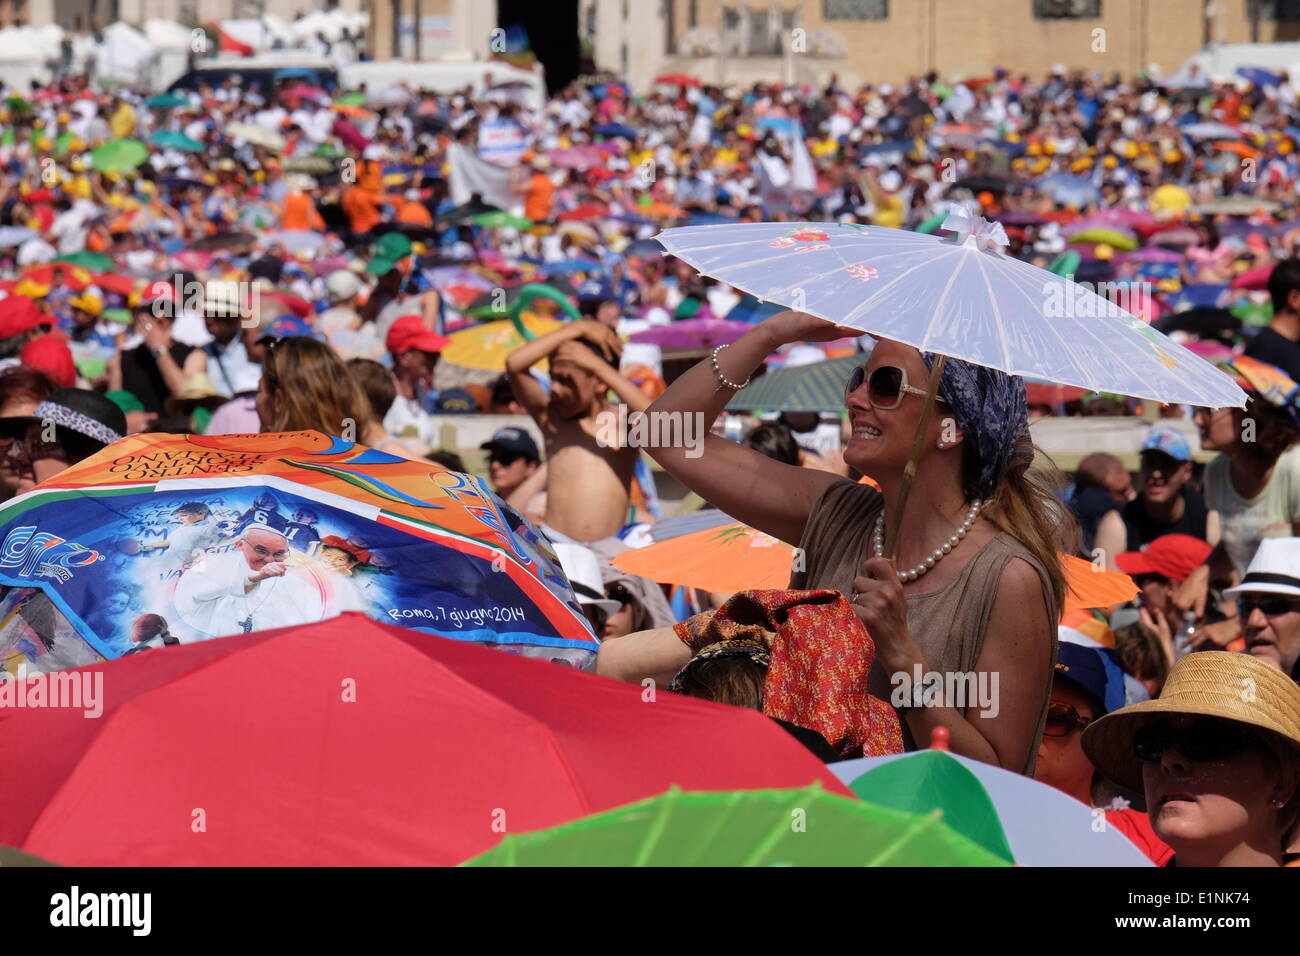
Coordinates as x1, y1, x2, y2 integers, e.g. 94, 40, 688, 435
461, 784, 1010, 866
847, 750, 1014, 862
335, 92, 367, 107
1047, 250, 1082, 277
0, 846, 58, 866
91, 139, 148, 173
471, 211, 534, 230
54, 131, 77, 157
312, 143, 343, 158
914, 212, 948, 235
1231, 301, 1272, 327
54, 251, 115, 272
148, 130, 203, 152
727, 354, 861, 413
1069, 228, 1138, 251
144, 93, 190, 109
102, 308, 132, 327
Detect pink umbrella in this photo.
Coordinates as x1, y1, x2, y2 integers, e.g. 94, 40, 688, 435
1118, 246, 1183, 264
331, 118, 370, 152
1231, 264, 1272, 290
281, 84, 328, 102
629, 319, 753, 350
547, 146, 604, 170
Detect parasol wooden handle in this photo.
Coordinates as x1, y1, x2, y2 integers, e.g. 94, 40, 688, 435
882, 355, 947, 560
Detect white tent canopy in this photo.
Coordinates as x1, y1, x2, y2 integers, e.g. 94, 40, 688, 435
95, 22, 155, 87
144, 19, 196, 53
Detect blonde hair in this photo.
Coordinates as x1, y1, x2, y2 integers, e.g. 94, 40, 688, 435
262, 338, 375, 438
972, 432, 1073, 612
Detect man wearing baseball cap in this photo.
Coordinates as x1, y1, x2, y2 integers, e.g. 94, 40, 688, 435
1226, 537, 1300, 681
481, 426, 542, 503
576, 278, 620, 330
1114, 533, 1214, 656
383, 314, 450, 449
1033, 640, 1174, 865
1121, 424, 1211, 551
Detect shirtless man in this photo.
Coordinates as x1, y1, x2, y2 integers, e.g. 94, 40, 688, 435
506, 320, 648, 544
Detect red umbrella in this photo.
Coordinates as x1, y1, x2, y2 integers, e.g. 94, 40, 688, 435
654, 73, 700, 87
0, 613, 845, 865
94, 272, 135, 296
557, 202, 611, 221
260, 290, 312, 318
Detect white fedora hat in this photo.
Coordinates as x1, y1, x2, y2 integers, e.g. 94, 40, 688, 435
554, 543, 621, 617
1225, 537, 1300, 601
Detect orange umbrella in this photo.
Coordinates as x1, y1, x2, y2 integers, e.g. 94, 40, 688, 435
1211, 141, 1260, 159
332, 103, 375, 121
614, 525, 1135, 612
638, 201, 685, 219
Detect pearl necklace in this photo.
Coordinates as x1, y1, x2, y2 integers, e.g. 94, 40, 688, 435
872, 499, 985, 583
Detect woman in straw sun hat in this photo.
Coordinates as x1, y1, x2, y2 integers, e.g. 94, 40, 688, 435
1081, 651, 1300, 867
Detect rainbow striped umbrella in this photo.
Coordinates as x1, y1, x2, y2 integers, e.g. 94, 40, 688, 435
0, 432, 595, 678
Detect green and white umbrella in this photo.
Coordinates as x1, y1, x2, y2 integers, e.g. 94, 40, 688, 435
462, 784, 1010, 867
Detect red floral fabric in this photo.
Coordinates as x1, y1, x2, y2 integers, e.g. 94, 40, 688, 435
674, 588, 903, 759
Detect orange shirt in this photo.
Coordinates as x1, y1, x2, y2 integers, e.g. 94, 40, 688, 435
358, 159, 383, 193
342, 186, 385, 235
396, 199, 433, 227
281, 191, 325, 231
524, 173, 555, 222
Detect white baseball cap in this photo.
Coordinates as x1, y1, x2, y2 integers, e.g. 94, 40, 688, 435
325, 270, 361, 303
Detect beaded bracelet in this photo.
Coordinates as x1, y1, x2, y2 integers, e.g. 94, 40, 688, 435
710, 344, 751, 391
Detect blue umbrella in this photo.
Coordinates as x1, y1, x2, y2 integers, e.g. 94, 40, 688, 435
1036, 174, 1100, 208
1168, 283, 1229, 311
544, 259, 601, 275
623, 238, 662, 258
594, 123, 637, 140
684, 211, 737, 227
274, 67, 319, 81
1237, 66, 1281, 88
725, 293, 786, 324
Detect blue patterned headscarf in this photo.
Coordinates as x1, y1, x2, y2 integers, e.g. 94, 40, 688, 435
923, 353, 1029, 499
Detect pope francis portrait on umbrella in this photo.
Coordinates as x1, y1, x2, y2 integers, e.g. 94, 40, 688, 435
173, 522, 325, 636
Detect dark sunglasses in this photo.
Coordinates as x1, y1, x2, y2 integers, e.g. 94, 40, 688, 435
1044, 702, 1094, 737
488, 452, 522, 467
1239, 595, 1300, 619
845, 364, 949, 411
1134, 718, 1264, 763
606, 583, 633, 606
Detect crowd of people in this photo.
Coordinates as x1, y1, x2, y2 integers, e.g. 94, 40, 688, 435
1, 60, 1300, 867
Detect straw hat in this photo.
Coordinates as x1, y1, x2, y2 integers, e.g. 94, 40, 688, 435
1081, 651, 1300, 793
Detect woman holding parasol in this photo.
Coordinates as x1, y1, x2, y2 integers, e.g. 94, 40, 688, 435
631, 309, 1068, 773
599, 215, 1244, 772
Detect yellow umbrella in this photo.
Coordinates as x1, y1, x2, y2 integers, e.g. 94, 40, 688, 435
1149, 183, 1192, 214
441, 312, 563, 370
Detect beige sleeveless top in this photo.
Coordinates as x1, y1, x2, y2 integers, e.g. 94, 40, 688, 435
788, 479, 1058, 774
